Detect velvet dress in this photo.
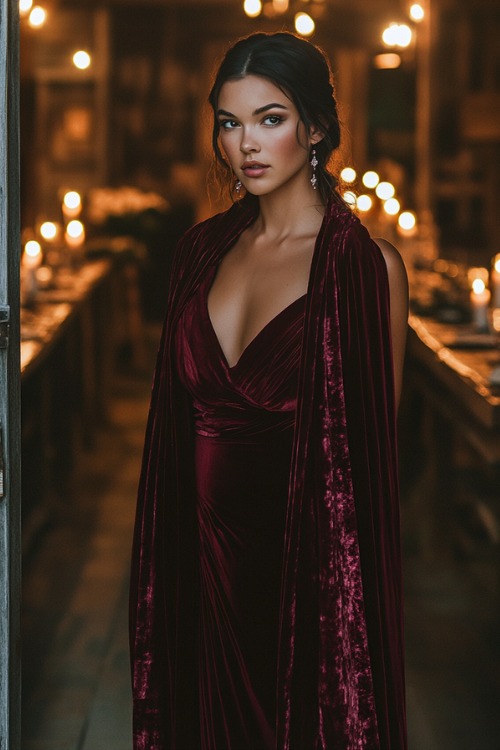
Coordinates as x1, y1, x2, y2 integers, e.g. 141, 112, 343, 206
130, 196, 407, 750
175, 265, 306, 749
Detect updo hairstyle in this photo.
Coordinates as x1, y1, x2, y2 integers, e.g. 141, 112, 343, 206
208, 31, 342, 205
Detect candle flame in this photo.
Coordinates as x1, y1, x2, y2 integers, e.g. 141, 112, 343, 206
472, 278, 486, 295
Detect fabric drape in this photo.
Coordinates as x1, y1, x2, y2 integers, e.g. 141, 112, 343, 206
129, 194, 407, 749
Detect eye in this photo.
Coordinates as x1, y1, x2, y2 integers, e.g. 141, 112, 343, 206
219, 119, 240, 130
263, 115, 283, 126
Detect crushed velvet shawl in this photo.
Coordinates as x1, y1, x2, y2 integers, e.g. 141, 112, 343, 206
130, 195, 407, 749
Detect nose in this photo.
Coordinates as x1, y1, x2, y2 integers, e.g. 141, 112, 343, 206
240, 127, 260, 154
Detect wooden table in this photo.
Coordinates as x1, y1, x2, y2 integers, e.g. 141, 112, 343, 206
20, 258, 139, 549
402, 312, 500, 559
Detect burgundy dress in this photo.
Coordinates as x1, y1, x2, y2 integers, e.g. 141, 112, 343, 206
175, 265, 306, 749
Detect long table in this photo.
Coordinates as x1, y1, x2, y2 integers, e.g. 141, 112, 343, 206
21, 258, 141, 549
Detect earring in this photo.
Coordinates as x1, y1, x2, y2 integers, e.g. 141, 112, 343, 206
310, 148, 318, 190
235, 179, 242, 195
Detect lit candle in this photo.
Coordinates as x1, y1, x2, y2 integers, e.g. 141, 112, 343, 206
65, 219, 85, 249
491, 254, 500, 308
22, 240, 43, 302
62, 190, 82, 220
39, 221, 60, 243
470, 277, 491, 331
23, 240, 43, 269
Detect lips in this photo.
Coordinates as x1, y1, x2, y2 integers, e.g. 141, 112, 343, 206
241, 161, 270, 177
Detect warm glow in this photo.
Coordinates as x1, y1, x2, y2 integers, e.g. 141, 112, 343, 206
340, 167, 357, 184
468, 267, 489, 286
472, 278, 486, 295
63, 191, 82, 210
272, 0, 289, 12
343, 191, 357, 207
25, 240, 42, 258
28, 5, 46, 27
494, 254, 500, 273
243, 0, 262, 17
356, 194, 373, 212
73, 51, 92, 70
66, 220, 85, 239
374, 53, 401, 70
40, 221, 59, 240
19, 0, 33, 17
384, 198, 401, 216
375, 181, 395, 200
398, 211, 416, 230
382, 23, 412, 48
409, 3, 425, 22
362, 170, 380, 189
295, 12, 315, 36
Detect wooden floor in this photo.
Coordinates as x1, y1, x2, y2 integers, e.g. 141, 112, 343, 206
21, 333, 500, 749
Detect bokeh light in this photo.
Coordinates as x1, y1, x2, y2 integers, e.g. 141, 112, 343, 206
73, 51, 92, 70
398, 211, 416, 231
243, 0, 262, 17
40, 221, 59, 241
340, 167, 357, 184
383, 198, 401, 216
375, 181, 396, 200
356, 195, 373, 212
362, 171, 380, 189
410, 3, 425, 22
295, 12, 315, 36
28, 5, 47, 27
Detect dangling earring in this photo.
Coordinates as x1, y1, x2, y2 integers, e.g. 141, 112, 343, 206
310, 148, 318, 190
235, 179, 242, 196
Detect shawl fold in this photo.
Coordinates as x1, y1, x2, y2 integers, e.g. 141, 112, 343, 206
130, 195, 407, 749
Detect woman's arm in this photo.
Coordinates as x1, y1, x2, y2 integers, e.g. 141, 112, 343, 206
374, 238, 409, 408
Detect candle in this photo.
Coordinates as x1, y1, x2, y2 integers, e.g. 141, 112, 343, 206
470, 277, 491, 330
491, 254, 500, 308
65, 219, 85, 249
39, 221, 60, 243
62, 190, 82, 220
22, 240, 43, 302
23, 240, 43, 269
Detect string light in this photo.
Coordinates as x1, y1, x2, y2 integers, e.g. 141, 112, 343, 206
382, 23, 412, 48
356, 195, 373, 212
398, 211, 416, 231
409, 3, 425, 22
340, 167, 357, 184
375, 181, 395, 200
243, 0, 262, 17
362, 171, 380, 189
294, 12, 315, 36
28, 5, 47, 28
383, 197, 401, 216
73, 50, 92, 70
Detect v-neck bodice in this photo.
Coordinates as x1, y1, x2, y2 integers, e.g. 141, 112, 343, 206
174, 262, 306, 748
175, 265, 306, 440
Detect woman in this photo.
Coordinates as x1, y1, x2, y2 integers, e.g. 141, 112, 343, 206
130, 31, 408, 750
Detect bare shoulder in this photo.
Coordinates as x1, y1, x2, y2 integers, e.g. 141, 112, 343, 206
373, 237, 408, 291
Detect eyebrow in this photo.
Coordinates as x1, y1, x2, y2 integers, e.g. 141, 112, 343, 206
217, 103, 289, 118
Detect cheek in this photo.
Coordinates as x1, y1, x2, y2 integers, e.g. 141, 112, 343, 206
272, 128, 308, 162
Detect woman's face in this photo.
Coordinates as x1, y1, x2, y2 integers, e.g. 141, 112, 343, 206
217, 75, 317, 198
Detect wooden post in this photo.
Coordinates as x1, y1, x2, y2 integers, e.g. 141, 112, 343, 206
0, 0, 21, 748
414, 0, 433, 221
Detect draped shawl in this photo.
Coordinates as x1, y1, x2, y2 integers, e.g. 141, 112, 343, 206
130, 195, 407, 749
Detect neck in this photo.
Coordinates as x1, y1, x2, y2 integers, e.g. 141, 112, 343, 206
253, 178, 325, 241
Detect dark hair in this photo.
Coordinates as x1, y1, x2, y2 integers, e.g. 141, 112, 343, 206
208, 31, 342, 205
